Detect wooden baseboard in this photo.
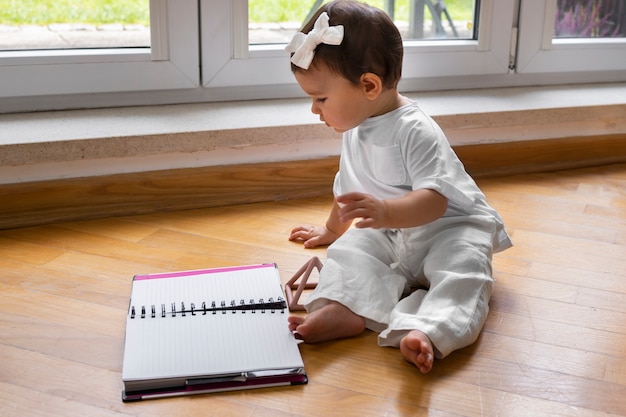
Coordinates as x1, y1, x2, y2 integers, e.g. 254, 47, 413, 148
456, 134, 626, 178
1, 159, 338, 230
1, 134, 624, 230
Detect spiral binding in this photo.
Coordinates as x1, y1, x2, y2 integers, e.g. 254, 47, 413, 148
130, 297, 286, 319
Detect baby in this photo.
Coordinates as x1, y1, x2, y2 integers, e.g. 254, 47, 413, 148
285, 0, 512, 373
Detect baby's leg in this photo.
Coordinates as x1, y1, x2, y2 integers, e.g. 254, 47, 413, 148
303, 228, 408, 332
288, 301, 365, 343
380, 221, 496, 364
400, 330, 434, 374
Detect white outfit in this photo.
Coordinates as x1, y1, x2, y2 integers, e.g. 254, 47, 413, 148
304, 101, 512, 358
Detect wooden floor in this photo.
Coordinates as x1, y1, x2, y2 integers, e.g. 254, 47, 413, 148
1, 163, 625, 416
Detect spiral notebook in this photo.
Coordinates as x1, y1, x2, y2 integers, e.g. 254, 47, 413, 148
121, 263, 307, 401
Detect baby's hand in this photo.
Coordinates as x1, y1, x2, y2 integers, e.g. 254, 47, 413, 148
336, 192, 388, 229
289, 225, 338, 248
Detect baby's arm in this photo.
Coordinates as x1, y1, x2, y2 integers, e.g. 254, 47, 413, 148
289, 199, 352, 248
336, 189, 447, 229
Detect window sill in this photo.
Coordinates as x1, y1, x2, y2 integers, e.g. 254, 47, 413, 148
1, 82, 625, 185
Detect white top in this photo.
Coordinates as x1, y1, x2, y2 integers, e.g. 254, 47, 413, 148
333, 101, 512, 253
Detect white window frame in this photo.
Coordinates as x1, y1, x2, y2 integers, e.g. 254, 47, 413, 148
516, 0, 626, 77
201, 0, 516, 96
1, 0, 625, 113
0, 0, 198, 100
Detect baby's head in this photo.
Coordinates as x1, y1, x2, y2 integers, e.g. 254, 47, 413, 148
287, 1, 403, 89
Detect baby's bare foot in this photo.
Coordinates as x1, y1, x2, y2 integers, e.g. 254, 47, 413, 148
400, 330, 434, 374
288, 302, 365, 343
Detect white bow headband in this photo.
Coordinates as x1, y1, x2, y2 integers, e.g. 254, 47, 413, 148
285, 12, 344, 70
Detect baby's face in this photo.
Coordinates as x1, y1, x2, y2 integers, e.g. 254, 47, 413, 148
294, 65, 372, 133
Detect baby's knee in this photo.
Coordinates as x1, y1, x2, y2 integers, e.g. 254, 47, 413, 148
328, 228, 387, 256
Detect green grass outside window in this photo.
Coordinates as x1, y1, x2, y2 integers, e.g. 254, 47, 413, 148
0, 0, 473, 26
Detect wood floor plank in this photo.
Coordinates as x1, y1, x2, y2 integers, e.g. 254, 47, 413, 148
1, 257, 133, 310
59, 217, 161, 243
495, 269, 626, 317
484, 309, 626, 358
0, 282, 125, 338
0, 382, 131, 417
492, 287, 625, 334
440, 356, 626, 415
0, 235, 65, 266
0, 312, 122, 371
474, 331, 618, 384
525, 262, 625, 294
0, 345, 263, 417
500, 239, 625, 279
483, 191, 619, 240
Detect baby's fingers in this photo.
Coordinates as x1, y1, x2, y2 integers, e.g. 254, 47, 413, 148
289, 230, 307, 241
305, 235, 329, 248
290, 225, 309, 234
289, 225, 315, 241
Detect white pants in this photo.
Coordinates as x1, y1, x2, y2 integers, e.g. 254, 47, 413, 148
304, 215, 496, 358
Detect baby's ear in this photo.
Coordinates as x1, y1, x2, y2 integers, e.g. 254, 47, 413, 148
360, 72, 383, 99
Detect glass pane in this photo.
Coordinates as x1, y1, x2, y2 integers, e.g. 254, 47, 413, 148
554, 0, 626, 38
249, 0, 478, 45
0, 0, 150, 51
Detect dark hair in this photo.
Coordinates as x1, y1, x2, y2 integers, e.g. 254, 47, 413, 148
291, 0, 403, 89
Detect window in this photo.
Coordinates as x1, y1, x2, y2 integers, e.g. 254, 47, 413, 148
553, 0, 625, 39
0, 0, 625, 113
0, 0, 151, 51
516, 0, 626, 79
202, 0, 514, 96
0, 0, 198, 111
248, 0, 478, 43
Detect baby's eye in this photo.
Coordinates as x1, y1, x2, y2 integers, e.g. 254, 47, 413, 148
316, 97, 327, 103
